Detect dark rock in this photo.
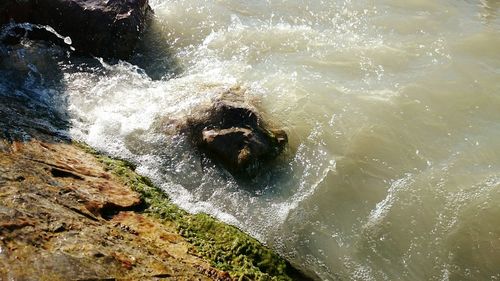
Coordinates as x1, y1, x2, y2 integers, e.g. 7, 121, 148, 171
180, 88, 288, 177
0, 1, 32, 24
0, 0, 152, 59
0, 24, 70, 46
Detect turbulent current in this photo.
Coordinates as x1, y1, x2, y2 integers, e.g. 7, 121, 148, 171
1, 0, 500, 280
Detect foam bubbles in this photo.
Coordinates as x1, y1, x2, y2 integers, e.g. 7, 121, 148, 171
58, 0, 500, 280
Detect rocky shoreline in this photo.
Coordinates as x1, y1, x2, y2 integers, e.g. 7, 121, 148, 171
0, 133, 306, 280
1, 137, 227, 280
0, 0, 312, 279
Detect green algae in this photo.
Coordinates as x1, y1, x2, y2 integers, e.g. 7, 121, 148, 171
75, 142, 306, 281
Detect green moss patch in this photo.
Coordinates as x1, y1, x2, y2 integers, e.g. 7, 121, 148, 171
75, 142, 307, 281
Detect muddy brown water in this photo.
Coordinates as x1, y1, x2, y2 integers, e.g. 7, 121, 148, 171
1, 0, 499, 280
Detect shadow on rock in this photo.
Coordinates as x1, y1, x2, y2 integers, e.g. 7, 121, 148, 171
0, 30, 71, 143
0, 0, 151, 59
1, 0, 180, 80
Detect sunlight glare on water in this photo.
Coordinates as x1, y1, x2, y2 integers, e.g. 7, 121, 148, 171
56, 0, 500, 280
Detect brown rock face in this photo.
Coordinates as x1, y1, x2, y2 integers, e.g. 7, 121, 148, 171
200, 118, 287, 176
0, 0, 152, 58
0, 140, 230, 280
181, 89, 288, 177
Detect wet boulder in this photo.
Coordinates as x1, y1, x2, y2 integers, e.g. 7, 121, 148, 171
0, 0, 152, 59
179, 89, 288, 177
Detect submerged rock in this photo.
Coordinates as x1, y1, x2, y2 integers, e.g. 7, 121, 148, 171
174, 88, 288, 177
0, 0, 152, 58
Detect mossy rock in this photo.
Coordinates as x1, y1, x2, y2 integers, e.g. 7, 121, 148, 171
76, 142, 309, 281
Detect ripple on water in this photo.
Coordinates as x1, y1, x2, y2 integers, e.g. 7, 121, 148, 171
2, 0, 498, 280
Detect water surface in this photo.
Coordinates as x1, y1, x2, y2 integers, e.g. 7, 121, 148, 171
2, 0, 500, 280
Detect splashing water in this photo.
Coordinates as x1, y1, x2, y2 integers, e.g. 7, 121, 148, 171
2, 0, 500, 280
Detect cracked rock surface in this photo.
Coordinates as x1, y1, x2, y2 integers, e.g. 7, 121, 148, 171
0, 139, 230, 281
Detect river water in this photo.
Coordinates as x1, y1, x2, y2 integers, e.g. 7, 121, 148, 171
1, 0, 500, 280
